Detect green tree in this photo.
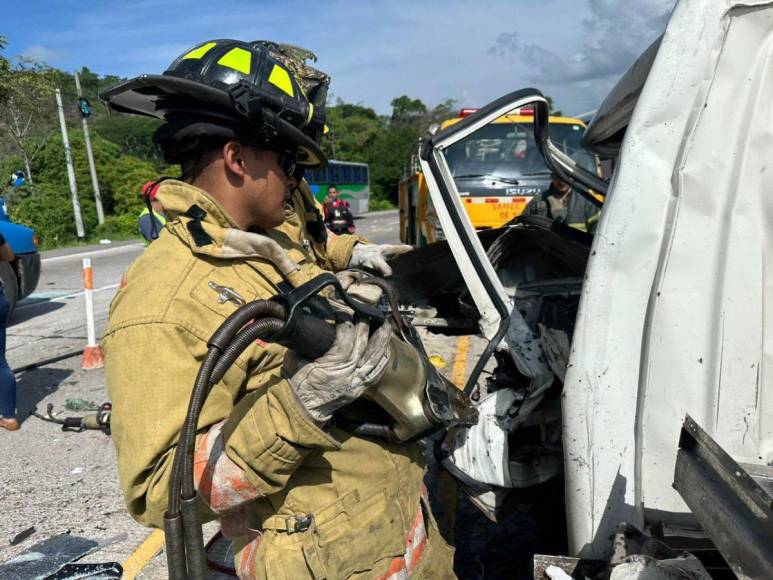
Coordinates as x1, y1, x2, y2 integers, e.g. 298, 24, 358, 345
366, 123, 419, 201
322, 100, 381, 161
8, 128, 158, 246
319, 96, 459, 205
0, 36, 10, 104
0, 52, 58, 184
93, 115, 165, 167
390, 95, 427, 123
545, 95, 562, 116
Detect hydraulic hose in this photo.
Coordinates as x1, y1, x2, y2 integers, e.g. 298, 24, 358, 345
209, 318, 285, 384
167, 345, 220, 580
166, 299, 288, 580
166, 280, 381, 579
169, 300, 287, 514
182, 315, 286, 500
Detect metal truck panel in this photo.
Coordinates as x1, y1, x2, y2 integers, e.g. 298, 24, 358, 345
563, 0, 773, 558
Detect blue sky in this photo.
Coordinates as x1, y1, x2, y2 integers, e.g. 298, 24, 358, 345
3, 0, 675, 115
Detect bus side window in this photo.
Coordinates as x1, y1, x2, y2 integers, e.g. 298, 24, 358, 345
330, 165, 341, 183
341, 166, 352, 183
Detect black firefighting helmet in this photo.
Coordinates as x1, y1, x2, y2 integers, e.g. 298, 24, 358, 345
100, 39, 329, 167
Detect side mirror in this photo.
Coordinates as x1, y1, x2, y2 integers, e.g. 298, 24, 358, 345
533, 100, 609, 201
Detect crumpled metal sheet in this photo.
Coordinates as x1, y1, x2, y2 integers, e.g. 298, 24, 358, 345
0, 534, 99, 579
446, 385, 560, 491
609, 555, 711, 580
502, 307, 554, 395
45, 562, 123, 580
447, 388, 520, 488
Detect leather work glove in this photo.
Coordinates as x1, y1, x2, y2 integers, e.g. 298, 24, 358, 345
335, 269, 384, 304
284, 311, 392, 424
349, 243, 412, 277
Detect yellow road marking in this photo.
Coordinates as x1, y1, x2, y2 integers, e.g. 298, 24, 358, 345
122, 529, 165, 580
435, 335, 470, 540
451, 335, 470, 389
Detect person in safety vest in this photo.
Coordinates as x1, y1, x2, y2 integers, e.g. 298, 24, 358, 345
100, 39, 454, 579
524, 173, 600, 233
138, 181, 168, 245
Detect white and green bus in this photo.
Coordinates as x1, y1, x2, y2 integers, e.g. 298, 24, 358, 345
306, 160, 370, 216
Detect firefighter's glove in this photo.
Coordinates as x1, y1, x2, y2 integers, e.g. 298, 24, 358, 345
285, 311, 392, 424
349, 243, 412, 277
336, 270, 383, 304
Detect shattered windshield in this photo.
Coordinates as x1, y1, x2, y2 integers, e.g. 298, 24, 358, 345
445, 122, 596, 183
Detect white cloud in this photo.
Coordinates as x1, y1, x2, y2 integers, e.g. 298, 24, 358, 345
21, 44, 62, 64
8, 0, 674, 115
489, 0, 676, 112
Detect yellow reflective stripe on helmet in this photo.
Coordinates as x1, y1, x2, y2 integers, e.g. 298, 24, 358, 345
218, 47, 252, 75
323, 124, 330, 135
182, 42, 216, 60
267, 64, 294, 97
306, 102, 313, 125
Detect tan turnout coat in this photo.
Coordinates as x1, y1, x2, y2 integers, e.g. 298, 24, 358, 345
103, 180, 454, 578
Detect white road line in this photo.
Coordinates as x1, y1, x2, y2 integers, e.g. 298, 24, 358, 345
42, 243, 143, 263
15, 283, 120, 310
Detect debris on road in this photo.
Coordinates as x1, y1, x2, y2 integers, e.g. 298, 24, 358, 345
46, 561, 123, 579
9, 526, 36, 546
64, 399, 100, 412
544, 565, 572, 580
0, 533, 100, 579
429, 355, 446, 368
31, 403, 111, 434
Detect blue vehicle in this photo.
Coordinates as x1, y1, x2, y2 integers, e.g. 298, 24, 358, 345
0, 198, 41, 311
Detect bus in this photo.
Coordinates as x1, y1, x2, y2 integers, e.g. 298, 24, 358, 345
399, 108, 600, 246
306, 160, 370, 216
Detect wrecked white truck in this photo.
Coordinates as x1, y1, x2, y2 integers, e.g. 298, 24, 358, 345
388, 0, 773, 576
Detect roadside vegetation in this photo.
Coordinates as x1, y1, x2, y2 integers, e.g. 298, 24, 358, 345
0, 38, 455, 249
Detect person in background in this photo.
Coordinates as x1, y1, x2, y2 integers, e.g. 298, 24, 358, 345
138, 181, 167, 245
323, 185, 349, 219
524, 173, 599, 232
0, 232, 18, 431
324, 184, 340, 206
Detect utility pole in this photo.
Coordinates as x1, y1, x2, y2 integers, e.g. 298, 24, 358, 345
55, 88, 86, 238
329, 129, 337, 159
75, 72, 104, 225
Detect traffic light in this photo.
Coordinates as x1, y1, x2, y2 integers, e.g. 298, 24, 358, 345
78, 97, 92, 118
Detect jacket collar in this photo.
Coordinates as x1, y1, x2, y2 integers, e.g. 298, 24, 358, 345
156, 180, 300, 277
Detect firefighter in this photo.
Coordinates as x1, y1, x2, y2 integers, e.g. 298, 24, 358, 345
275, 179, 410, 276
524, 173, 599, 232
100, 40, 453, 579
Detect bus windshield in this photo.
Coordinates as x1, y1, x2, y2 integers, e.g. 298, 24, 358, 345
444, 122, 595, 183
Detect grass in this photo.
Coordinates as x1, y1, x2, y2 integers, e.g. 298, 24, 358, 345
38, 231, 142, 252
369, 197, 397, 211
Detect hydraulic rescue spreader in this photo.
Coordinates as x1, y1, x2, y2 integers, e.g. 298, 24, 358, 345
164, 272, 478, 579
